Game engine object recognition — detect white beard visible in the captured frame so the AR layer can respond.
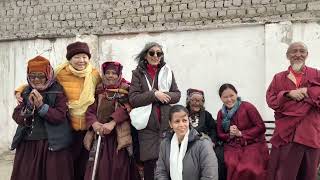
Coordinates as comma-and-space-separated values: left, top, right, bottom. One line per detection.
291, 62, 304, 72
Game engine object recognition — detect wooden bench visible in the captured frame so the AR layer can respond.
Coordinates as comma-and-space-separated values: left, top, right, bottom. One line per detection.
264, 120, 275, 150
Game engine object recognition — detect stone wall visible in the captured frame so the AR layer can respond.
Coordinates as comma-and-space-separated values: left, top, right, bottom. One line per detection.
1, 0, 320, 41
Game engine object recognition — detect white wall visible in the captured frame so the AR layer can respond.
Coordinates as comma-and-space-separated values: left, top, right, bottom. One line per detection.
1, 22, 320, 151
0, 37, 99, 151
98, 25, 266, 119
264, 22, 320, 121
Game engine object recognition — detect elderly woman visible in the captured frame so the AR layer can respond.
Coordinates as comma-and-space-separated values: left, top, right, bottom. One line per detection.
155, 105, 218, 180
186, 88, 226, 180
84, 61, 140, 180
15, 41, 101, 180
10, 56, 73, 180
128, 42, 181, 180
217, 83, 269, 180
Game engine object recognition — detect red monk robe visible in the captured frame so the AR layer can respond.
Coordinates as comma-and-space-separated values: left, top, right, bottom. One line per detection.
266, 66, 320, 180
217, 101, 269, 180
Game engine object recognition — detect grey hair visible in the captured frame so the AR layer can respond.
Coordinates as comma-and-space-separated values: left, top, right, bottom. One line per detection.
134, 42, 164, 63
286, 42, 308, 55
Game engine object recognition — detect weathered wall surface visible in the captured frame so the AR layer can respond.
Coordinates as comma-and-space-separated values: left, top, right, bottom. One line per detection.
1, 22, 320, 151
1, 0, 320, 40
0, 36, 100, 152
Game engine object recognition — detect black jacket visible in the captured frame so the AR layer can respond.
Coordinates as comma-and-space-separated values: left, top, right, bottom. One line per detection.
11, 82, 72, 151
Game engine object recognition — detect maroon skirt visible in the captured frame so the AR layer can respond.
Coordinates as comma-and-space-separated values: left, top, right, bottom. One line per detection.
84, 130, 140, 180
11, 140, 74, 180
224, 142, 269, 180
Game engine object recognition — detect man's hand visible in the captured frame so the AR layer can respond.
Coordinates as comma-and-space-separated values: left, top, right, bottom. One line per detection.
287, 88, 308, 101
299, 87, 308, 98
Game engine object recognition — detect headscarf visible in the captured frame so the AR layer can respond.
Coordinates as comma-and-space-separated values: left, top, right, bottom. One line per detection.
27, 56, 54, 91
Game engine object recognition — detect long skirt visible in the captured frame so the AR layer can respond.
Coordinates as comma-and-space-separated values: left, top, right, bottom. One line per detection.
70, 130, 89, 180
224, 142, 269, 180
84, 130, 140, 180
11, 140, 74, 180
267, 142, 320, 180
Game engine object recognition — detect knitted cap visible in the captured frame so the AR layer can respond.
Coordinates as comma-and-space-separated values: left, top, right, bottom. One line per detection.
101, 61, 123, 75
186, 88, 205, 102
66, 41, 91, 60
27, 56, 51, 74
187, 88, 204, 97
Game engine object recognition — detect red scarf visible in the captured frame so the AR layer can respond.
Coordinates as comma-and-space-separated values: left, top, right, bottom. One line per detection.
147, 64, 161, 122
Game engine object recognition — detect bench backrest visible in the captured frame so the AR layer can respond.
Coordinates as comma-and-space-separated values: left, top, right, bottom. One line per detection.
264, 120, 275, 149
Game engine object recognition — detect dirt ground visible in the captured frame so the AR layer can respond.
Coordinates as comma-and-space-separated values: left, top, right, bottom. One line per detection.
0, 150, 14, 180
0, 149, 319, 180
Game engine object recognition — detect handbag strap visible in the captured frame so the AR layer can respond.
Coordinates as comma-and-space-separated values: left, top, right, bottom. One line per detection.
144, 74, 154, 90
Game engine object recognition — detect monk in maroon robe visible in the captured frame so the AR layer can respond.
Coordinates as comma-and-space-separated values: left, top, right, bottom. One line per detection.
266, 42, 320, 180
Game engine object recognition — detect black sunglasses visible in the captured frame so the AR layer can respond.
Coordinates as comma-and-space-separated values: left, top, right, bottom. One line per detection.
148, 51, 163, 57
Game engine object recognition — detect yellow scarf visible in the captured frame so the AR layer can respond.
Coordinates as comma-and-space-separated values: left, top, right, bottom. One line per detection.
55, 61, 98, 119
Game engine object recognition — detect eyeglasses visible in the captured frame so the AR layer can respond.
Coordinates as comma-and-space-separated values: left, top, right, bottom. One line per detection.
28, 74, 46, 80
148, 51, 163, 57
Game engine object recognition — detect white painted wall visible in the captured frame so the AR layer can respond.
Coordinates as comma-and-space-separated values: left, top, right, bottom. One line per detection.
98, 25, 266, 119
1, 22, 320, 151
0, 37, 99, 151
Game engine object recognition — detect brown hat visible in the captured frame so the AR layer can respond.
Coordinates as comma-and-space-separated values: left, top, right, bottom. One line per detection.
66, 41, 91, 60
27, 56, 51, 74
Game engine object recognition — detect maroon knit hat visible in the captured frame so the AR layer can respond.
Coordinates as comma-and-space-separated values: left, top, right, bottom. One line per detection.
187, 88, 204, 97
186, 88, 205, 102
66, 41, 91, 60
101, 61, 123, 76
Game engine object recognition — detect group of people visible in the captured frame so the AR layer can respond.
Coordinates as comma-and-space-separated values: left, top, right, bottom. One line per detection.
10, 41, 320, 180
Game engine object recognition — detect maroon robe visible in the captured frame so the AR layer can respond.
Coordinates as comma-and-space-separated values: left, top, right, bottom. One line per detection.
217, 101, 269, 180
266, 66, 320, 180
11, 92, 74, 180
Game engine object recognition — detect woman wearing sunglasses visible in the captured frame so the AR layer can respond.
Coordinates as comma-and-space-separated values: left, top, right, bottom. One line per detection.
11, 56, 73, 180
128, 42, 181, 180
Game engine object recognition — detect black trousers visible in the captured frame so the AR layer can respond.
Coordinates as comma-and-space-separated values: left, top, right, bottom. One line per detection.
215, 145, 227, 180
